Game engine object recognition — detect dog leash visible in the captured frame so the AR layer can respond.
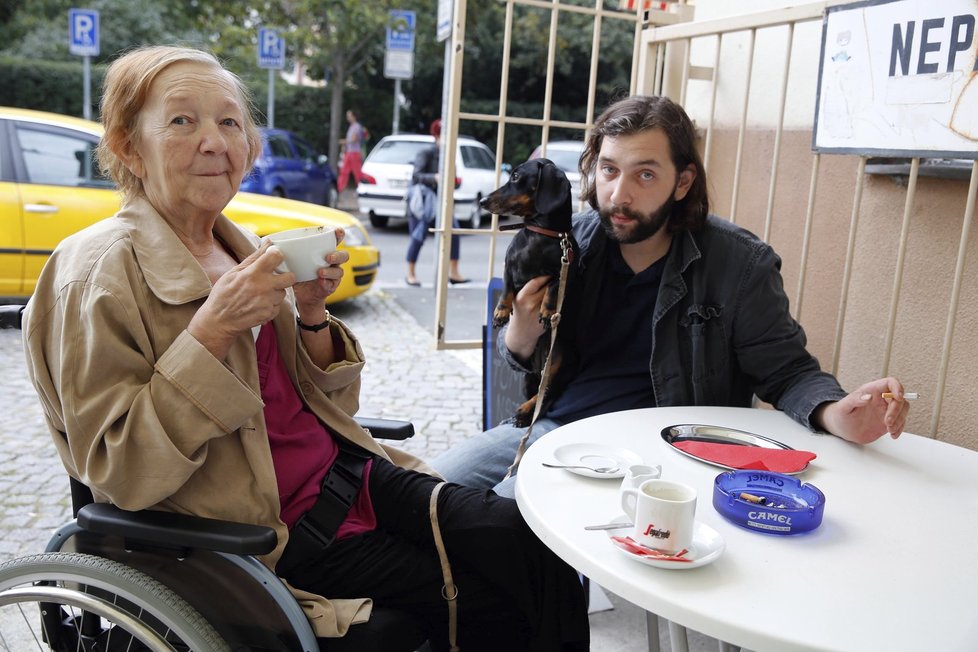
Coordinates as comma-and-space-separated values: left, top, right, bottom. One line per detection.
429, 482, 459, 651
504, 230, 574, 480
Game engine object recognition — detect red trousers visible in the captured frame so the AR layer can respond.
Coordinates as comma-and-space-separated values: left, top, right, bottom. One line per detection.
337, 150, 364, 192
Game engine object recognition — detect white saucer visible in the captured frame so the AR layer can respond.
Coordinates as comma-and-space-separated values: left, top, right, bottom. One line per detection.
607, 517, 725, 569
550, 443, 643, 479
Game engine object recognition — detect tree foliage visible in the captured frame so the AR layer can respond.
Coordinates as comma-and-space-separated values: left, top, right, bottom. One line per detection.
196, 0, 412, 163
0, 0, 204, 62
1, 0, 638, 166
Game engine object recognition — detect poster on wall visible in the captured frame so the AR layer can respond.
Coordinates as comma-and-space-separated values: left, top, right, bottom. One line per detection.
814, 0, 978, 158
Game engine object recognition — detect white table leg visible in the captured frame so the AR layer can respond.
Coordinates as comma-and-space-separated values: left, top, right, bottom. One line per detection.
717, 642, 740, 652
667, 619, 689, 652
644, 611, 661, 652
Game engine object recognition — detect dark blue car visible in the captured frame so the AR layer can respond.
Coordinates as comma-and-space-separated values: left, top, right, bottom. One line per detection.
241, 128, 339, 207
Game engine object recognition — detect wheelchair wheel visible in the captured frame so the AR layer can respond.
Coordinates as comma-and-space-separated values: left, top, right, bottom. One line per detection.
0, 552, 229, 651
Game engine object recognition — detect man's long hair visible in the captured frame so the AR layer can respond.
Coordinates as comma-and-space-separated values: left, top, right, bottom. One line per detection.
579, 95, 709, 233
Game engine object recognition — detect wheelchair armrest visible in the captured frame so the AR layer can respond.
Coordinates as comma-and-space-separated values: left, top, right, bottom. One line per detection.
354, 416, 415, 440
0, 305, 24, 330
77, 503, 278, 556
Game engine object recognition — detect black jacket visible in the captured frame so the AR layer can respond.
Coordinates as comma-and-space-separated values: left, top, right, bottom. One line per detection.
500, 210, 846, 430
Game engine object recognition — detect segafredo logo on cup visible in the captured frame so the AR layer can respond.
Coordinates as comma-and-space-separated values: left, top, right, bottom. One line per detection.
642, 524, 670, 539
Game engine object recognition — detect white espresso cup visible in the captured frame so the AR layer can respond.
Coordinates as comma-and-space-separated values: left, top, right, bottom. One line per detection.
261, 226, 337, 282
620, 478, 697, 554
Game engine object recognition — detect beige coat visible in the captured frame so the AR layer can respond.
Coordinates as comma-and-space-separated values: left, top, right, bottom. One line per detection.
23, 196, 433, 637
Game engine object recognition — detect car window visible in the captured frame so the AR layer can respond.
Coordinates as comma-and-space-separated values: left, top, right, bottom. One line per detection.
460, 145, 495, 171
478, 147, 497, 169
293, 137, 318, 164
16, 125, 110, 187
366, 140, 431, 164
267, 134, 294, 159
545, 148, 582, 174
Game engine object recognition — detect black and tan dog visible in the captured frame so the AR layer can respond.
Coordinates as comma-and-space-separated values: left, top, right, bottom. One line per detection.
483, 157, 579, 426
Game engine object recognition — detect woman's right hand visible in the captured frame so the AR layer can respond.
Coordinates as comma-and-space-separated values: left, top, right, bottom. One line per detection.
189, 242, 296, 359
503, 275, 551, 361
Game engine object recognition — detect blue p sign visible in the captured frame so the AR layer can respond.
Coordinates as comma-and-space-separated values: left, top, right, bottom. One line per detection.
258, 28, 285, 69
68, 8, 99, 57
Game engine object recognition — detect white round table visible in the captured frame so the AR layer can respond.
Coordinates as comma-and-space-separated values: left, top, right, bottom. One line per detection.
515, 406, 978, 652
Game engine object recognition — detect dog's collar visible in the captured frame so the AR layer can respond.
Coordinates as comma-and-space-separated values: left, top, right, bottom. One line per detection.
500, 221, 575, 263
498, 222, 567, 239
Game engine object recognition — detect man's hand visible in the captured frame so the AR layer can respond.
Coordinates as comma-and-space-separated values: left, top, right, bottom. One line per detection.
503, 276, 551, 361
814, 377, 911, 444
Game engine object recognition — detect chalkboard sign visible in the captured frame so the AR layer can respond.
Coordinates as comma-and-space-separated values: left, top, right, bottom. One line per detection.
483, 277, 525, 430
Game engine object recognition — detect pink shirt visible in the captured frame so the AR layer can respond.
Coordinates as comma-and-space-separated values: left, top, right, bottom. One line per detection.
256, 323, 376, 539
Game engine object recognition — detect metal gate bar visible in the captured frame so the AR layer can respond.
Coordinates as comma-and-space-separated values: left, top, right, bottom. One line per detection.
930, 162, 978, 436
434, 0, 644, 349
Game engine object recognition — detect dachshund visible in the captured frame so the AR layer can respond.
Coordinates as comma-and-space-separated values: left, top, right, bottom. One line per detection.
482, 157, 580, 427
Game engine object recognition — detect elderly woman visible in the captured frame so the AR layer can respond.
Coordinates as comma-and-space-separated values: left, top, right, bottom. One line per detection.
23, 45, 587, 651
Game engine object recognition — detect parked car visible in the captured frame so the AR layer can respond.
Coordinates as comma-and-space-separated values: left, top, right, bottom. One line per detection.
240, 127, 339, 207
0, 107, 377, 304
357, 134, 510, 229
529, 140, 585, 206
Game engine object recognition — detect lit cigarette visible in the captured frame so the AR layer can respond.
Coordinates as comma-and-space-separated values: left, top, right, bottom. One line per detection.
882, 392, 919, 400
739, 492, 767, 504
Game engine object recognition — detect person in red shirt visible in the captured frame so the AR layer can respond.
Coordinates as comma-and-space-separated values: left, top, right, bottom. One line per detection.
337, 109, 367, 192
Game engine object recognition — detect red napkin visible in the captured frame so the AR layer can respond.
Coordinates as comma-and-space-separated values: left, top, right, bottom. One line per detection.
673, 441, 816, 473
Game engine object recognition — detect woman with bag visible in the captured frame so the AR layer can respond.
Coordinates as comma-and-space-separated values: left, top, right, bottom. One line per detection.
404, 120, 470, 287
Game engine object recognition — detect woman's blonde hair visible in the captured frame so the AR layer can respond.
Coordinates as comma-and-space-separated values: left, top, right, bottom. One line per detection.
95, 45, 263, 201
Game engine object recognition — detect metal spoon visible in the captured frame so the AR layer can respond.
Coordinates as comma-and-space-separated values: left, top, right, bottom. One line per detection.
542, 462, 620, 474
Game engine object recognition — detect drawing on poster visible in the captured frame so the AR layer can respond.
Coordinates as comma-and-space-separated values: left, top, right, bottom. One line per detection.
814, 0, 978, 157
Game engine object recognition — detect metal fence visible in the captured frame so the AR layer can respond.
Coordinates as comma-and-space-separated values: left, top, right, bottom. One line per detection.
434, 0, 977, 441
431, 0, 649, 349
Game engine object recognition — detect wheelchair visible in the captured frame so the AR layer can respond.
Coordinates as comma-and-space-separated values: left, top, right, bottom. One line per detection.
0, 305, 430, 651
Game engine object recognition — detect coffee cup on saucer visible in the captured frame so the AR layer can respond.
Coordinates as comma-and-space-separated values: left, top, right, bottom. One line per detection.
621, 478, 697, 554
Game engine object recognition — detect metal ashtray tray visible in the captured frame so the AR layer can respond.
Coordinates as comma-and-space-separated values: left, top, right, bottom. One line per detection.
713, 470, 825, 535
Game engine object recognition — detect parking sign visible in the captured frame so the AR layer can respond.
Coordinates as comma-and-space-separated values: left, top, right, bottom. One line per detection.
68, 8, 99, 57
387, 10, 416, 52
258, 28, 285, 69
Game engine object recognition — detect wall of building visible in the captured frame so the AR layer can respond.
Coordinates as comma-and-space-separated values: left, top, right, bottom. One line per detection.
702, 128, 976, 447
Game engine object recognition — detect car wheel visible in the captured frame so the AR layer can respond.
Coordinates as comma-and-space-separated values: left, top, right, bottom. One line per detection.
325, 184, 339, 208
369, 212, 389, 229
273, 188, 286, 198
464, 195, 484, 229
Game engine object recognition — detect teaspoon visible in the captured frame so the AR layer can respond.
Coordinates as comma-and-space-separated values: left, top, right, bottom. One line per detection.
542, 462, 620, 474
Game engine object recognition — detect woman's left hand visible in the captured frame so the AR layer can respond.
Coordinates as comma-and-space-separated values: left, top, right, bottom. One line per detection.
293, 228, 348, 310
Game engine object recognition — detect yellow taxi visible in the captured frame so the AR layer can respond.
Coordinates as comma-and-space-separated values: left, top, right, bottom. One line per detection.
0, 107, 379, 304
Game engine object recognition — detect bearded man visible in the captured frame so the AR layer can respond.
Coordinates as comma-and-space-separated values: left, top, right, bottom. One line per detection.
431, 95, 910, 495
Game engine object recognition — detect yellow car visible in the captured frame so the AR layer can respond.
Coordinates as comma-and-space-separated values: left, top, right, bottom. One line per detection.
0, 107, 379, 304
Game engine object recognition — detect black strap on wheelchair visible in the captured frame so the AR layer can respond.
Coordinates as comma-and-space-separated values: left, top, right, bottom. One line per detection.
277, 441, 372, 574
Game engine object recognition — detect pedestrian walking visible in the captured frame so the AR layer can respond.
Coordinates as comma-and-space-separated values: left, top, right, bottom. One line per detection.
337, 109, 369, 193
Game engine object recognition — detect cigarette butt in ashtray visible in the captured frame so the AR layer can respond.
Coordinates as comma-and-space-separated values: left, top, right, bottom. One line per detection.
882, 392, 918, 400
739, 492, 766, 504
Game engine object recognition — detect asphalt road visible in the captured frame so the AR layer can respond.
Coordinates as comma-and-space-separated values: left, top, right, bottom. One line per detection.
361, 208, 509, 288
343, 189, 509, 343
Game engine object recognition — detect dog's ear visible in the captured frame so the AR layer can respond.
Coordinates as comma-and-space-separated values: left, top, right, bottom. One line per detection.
533, 160, 572, 216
